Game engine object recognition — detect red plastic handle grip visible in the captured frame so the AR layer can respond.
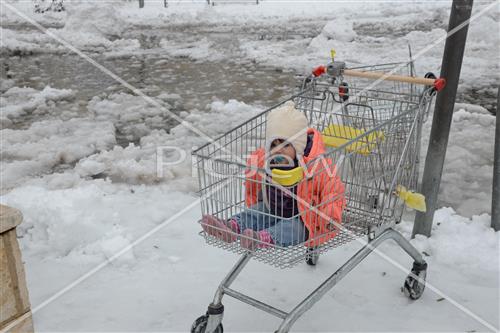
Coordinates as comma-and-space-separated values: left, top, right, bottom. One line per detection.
312, 65, 327, 77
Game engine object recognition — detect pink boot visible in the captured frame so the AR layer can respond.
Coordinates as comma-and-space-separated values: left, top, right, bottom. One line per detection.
201, 215, 239, 243
240, 229, 274, 250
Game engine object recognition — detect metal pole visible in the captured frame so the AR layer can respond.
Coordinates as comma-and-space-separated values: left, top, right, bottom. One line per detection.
139, 0, 144, 8
492, 88, 500, 231
412, 0, 473, 238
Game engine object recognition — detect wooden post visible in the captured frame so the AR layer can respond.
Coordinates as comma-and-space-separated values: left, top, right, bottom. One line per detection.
412, 0, 473, 238
0, 205, 34, 333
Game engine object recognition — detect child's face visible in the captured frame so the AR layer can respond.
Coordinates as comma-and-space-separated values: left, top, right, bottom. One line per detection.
270, 139, 296, 163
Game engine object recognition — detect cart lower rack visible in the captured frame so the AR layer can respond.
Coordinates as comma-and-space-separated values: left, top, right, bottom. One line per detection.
191, 61, 441, 332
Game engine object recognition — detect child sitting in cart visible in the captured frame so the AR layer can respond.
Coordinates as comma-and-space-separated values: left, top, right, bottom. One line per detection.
202, 101, 345, 250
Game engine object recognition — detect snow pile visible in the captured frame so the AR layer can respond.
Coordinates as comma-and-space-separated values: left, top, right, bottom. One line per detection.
76, 98, 261, 185
62, 3, 128, 38
1, 86, 76, 126
241, 3, 498, 95
87, 92, 174, 142
0, 0, 66, 27
461, 11, 500, 89
1, 181, 497, 331
44, 3, 140, 53
159, 37, 226, 62
420, 103, 495, 217
2, 181, 194, 263
99, 234, 136, 265
1, 2, 140, 55
1, 118, 116, 189
3, 1, 497, 95
398, 208, 498, 273
0, 28, 37, 55
0, 26, 141, 56
320, 19, 356, 43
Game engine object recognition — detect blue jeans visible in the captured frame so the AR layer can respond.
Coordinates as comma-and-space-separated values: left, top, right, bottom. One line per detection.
232, 202, 308, 247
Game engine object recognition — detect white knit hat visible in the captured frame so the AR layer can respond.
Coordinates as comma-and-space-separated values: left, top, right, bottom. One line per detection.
266, 101, 308, 157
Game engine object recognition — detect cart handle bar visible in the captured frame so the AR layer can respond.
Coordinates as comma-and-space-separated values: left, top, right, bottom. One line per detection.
312, 65, 446, 91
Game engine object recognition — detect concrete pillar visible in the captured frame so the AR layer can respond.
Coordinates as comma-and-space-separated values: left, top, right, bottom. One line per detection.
0, 205, 34, 333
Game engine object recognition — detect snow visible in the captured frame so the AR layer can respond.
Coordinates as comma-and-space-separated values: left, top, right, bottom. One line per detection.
87, 92, 174, 142
45, 3, 141, 54
321, 19, 357, 43
405, 207, 498, 272
2, 183, 498, 331
2, 1, 497, 92
159, 37, 226, 62
1, 0, 498, 331
1, 3, 140, 55
1, 118, 116, 189
420, 103, 496, 217
1, 85, 75, 124
76, 98, 261, 184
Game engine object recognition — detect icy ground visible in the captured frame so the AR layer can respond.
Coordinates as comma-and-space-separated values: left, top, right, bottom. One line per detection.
1, 0, 499, 332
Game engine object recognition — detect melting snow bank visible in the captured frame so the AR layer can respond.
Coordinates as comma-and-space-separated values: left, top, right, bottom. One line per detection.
1, 180, 194, 264
0, 87, 495, 215
76, 98, 261, 185
0, 25, 141, 57
0, 92, 497, 330
1, 118, 116, 189
3, 177, 496, 273
0, 85, 76, 126
1, 93, 261, 189
1, 3, 140, 56
420, 103, 496, 217
239, 3, 498, 101
2, 1, 498, 106
398, 208, 498, 273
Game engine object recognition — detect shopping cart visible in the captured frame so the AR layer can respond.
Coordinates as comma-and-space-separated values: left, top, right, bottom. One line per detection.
191, 60, 444, 333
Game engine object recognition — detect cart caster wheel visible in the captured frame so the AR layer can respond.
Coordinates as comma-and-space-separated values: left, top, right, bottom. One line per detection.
191, 315, 223, 333
402, 261, 427, 300
306, 247, 319, 266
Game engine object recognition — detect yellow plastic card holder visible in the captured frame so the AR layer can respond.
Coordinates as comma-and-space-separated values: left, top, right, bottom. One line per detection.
322, 124, 385, 155
395, 185, 427, 212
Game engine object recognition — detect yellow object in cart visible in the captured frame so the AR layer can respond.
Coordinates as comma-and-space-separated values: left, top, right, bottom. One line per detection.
271, 167, 304, 187
395, 185, 427, 212
322, 124, 385, 155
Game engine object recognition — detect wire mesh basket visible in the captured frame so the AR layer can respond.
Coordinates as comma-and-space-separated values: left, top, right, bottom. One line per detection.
193, 62, 435, 268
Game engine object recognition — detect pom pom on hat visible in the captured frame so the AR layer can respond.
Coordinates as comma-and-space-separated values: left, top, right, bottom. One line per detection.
266, 101, 308, 156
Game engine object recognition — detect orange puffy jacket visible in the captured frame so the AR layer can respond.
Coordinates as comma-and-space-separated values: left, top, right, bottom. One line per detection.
245, 128, 346, 246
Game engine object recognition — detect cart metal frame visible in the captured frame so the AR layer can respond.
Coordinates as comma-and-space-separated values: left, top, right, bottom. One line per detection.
191, 61, 435, 333
201, 227, 426, 333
